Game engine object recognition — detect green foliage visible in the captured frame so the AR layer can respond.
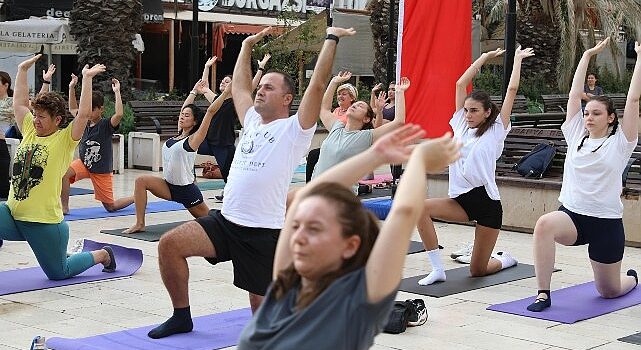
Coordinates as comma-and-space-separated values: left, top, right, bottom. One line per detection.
472, 67, 502, 95
103, 96, 134, 135
519, 73, 559, 102
596, 67, 633, 94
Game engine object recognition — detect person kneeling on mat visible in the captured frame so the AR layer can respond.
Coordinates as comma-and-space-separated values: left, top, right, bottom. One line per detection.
0, 55, 115, 279
527, 38, 639, 312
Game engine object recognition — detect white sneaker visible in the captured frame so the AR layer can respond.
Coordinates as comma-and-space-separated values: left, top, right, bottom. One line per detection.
30, 336, 47, 350
454, 254, 472, 264
493, 251, 518, 269
450, 242, 473, 260
67, 239, 84, 255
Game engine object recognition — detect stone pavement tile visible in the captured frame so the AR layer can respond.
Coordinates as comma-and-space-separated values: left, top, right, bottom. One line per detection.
591, 341, 641, 350
35, 316, 124, 338
0, 326, 64, 349
0, 303, 74, 327
63, 303, 158, 325
549, 321, 637, 341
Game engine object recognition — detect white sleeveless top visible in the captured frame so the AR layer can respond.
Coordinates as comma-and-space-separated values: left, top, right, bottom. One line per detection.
162, 137, 196, 186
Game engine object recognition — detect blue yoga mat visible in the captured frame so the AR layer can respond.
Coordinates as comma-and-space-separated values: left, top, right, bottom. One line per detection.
70, 187, 94, 196
295, 164, 306, 173
363, 198, 392, 220
65, 201, 184, 221
47, 308, 252, 350
0, 240, 142, 296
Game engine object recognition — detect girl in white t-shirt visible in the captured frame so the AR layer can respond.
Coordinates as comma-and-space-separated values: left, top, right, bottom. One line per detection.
527, 38, 640, 312
416, 46, 535, 286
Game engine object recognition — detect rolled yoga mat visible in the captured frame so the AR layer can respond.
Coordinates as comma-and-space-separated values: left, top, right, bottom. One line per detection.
70, 187, 94, 196
47, 308, 252, 350
64, 201, 184, 221
0, 240, 142, 296
362, 198, 392, 219
196, 180, 226, 191
487, 281, 641, 324
101, 221, 188, 242
399, 264, 539, 298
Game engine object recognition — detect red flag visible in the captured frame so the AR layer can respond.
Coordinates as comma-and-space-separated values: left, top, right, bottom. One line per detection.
397, 0, 471, 137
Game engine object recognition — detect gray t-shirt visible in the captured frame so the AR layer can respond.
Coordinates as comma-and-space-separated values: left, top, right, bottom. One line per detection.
237, 268, 395, 350
312, 121, 373, 179
79, 117, 117, 173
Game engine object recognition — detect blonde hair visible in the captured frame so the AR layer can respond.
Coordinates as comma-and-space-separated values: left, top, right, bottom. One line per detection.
337, 83, 358, 100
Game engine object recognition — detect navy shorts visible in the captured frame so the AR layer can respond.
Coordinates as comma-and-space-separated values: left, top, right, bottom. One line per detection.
559, 206, 625, 264
453, 186, 503, 229
166, 181, 203, 208
196, 210, 279, 296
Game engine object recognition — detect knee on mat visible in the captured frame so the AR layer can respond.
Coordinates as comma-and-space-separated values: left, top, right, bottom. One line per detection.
596, 286, 621, 299
43, 268, 68, 281
469, 266, 488, 278
103, 203, 117, 212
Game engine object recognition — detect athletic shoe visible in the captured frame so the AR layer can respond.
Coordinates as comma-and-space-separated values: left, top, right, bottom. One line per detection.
30, 336, 47, 350
68, 239, 84, 255
454, 254, 472, 264
214, 190, 224, 202
450, 242, 473, 260
406, 299, 428, 327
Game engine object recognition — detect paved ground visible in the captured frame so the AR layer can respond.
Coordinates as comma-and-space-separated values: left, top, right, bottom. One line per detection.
1, 167, 640, 349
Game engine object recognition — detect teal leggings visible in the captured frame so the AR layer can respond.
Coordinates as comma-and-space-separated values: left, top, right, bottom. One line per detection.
0, 204, 95, 280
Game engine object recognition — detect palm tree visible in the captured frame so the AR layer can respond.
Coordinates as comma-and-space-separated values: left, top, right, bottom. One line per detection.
368, 0, 399, 85
69, 0, 143, 99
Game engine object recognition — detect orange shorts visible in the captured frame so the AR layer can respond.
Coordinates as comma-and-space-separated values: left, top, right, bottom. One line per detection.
69, 159, 114, 204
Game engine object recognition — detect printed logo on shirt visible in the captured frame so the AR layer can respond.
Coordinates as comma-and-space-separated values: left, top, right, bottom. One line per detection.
83, 140, 102, 169
11, 143, 48, 201
234, 128, 277, 172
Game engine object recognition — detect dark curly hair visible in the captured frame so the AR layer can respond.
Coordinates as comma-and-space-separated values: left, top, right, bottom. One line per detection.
32, 92, 68, 127
181, 104, 204, 136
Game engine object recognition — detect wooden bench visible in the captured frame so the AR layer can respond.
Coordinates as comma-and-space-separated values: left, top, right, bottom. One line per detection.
541, 94, 569, 113
510, 113, 565, 129
491, 95, 529, 114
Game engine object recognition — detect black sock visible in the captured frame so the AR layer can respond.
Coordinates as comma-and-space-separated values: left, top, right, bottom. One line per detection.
147, 307, 193, 339
627, 269, 638, 285
526, 290, 551, 312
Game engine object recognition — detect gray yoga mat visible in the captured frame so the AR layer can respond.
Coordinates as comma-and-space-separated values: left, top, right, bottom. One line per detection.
407, 241, 426, 254
400, 264, 540, 297
101, 221, 188, 242
619, 332, 641, 345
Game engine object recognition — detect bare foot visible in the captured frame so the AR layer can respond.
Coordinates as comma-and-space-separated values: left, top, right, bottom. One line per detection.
122, 224, 145, 234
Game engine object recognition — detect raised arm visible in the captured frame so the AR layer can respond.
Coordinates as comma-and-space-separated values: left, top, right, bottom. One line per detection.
200, 56, 218, 102
568, 38, 610, 120
188, 82, 232, 151
369, 83, 382, 112
13, 54, 42, 131
372, 77, 409, 141
68, 73, 79, 117
456, 48, 504, 110
372, 91, 386, 128
251, 53, 271, 90
73, 64, 106, 140
38, 64, 56, 95
366, 131, 461, 302
232, 28, 271, 126
500, 46, 535, 128
110, 78, 124, 128
622, 41, 641, 142
320, 71, 351, 128
182, 80, 204, 110
297, 27, 356, 130
273, 124, 426, 278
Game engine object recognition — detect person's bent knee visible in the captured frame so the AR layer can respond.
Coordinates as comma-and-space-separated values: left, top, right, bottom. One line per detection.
533, 214, 556, 239
42, 268, 67, 281
596, 286, 621, 299
134, 176, 147, 187
469, 265, 488, 277
103, 202, 117, 212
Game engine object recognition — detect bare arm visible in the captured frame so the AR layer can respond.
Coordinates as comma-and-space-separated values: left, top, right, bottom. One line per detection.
273, 125, 426, 278
372, 77, 409, 141
110, 78, 124, 128
622, 41, 641, 142
320, 71, 351, 128
188, 83, 232, 151
372, 91, 385, 128
369, 83, 382, 113
73, 64, 106, 141
251, 54, 271, 90
68, 73, 79, 117
38, 64, 56, 95
365, 131, 461, 302
232, 28, 271, 127
568, 38, 610, 120
181, 80, 203, 110
297, 27, 356, 130
500, 46, 535, 129
456, 48, 504, 110
13, 54, 42, 131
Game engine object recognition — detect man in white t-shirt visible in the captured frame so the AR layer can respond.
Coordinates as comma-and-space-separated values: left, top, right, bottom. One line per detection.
147, 26, 357, 339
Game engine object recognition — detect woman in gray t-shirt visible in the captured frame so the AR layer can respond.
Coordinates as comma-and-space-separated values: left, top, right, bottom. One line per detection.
238, 125, 461, 350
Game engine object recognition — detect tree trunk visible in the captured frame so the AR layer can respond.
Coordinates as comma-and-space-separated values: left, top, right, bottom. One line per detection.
369, 0, 399, 85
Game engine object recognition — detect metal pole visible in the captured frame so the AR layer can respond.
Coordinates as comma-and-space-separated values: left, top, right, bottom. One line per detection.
386, 0, 395, 84
190, 0, 199, 89
326, 0, 333, 26
502, 0, 516, 99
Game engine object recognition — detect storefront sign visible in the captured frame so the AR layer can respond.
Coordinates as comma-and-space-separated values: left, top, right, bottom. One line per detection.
198, 0, 308, 13
0, 40, 77, 55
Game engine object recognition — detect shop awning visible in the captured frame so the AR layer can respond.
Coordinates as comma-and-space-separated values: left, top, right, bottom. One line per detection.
212, 24, 285, 62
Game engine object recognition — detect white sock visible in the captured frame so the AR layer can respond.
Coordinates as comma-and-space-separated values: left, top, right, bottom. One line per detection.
494, 251, 518, 269
418, 248, 446, 285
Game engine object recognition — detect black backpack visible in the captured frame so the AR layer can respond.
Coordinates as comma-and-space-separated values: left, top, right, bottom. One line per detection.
513, 142, 557, 179
383, 301, 413, 334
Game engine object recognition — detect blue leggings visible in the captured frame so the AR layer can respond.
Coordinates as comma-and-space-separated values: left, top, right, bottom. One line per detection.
0, 204, 95, 280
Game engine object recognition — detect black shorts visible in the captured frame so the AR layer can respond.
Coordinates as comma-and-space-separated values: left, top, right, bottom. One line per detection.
196, 210, 279, 296
453, 186, 503, 229
559, 206, 625, 264
166, 181, 203, 208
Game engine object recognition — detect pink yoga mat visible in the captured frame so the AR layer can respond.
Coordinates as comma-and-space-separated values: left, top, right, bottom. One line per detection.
358, 174, 393, 185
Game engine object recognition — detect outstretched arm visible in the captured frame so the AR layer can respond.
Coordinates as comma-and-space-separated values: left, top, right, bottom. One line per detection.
200, 56, 218, 101
366, 131, 461, 302
232, 28, 271, 126
500, 46, 535, 128
372, 77, 410, 141
110, 79, 124, 128
68, 73, 79, 117
372, 91, 386, 128
622, 41, 641, 142
568, 38, 610, 120
13, 54, 42, 131
38, 64, 56, 94
369, 83, 382, 113
273, 125, 426, 278
251, 53, 271, 90
182, 80, 205, 110
297, 27, 356, 130
320, 71, 351, 128
73, 64, 106, 141
456, 48, 504, 110
188, 82, 232, 151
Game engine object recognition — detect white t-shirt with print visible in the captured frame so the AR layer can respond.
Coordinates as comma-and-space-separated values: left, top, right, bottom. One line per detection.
448, 108, 510, 200
559, 111, 637, 218
222, 107, 316, 229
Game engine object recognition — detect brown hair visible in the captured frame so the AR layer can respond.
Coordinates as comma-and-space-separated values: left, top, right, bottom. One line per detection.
32, 92, 68, 126
182, 104, 204, 136
0, 71, 13, 97
466, 90, 500, 137
92, 91, 104, 110
361, 103, 375, 130
578, 95, 618, 152
272, 182, 380, 309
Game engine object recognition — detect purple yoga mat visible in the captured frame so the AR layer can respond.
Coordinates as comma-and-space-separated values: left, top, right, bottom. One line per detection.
47, 308, 252, 350
0, 240, 142, 296
64, 201, 184, 221
488, 281, 641, 323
